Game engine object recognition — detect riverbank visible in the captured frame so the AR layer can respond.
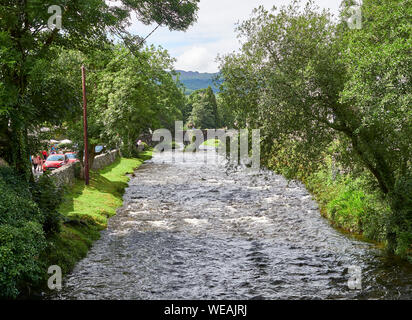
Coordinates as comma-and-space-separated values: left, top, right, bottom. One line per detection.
304, 168, 389, 245
41, 151, 152, 294
267, 154, 412, 261
306, 171, 411, 262
264, 145, 412, 262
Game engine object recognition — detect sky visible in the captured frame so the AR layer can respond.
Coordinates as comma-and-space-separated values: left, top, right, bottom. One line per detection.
128, 1, 342, 73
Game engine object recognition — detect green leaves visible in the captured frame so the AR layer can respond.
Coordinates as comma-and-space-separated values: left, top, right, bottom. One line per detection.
187, 87, 219, 129
0, 166, 50, 298
125, 0, 200, 30
220, 1, 339, 170
0, 221, 46, 298
339, 0, 411, 196
0, 0, 200, 177
62, 45, 185, 158
219, 0, 411, 254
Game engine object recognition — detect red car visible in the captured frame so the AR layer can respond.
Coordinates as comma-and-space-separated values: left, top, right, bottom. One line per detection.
43, 154, 69, 172
65, 152, 79, 164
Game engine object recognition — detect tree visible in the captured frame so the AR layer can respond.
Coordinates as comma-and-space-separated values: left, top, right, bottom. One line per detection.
206, 86, 219, 128
60, 44, 185, 161
339, 0, 412, 253
182, 88, 203, 125
216, 94, 234, 129
0, 0, 200, 180
186, 86, 219, 129
218, 0, 411, 254
94, 45, 184, 156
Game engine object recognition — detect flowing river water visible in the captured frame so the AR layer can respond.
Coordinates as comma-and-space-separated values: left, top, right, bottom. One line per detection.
53, 149, 412, 300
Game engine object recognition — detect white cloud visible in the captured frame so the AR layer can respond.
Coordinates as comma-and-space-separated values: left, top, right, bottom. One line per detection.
174, 47, 216, 72
128, 0, 342, 72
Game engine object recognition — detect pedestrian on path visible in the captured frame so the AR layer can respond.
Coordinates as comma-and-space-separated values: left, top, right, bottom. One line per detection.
42, 150, 48, 161
32, 155, 38, 173
34, 155, 42, 173
32, 155, 36, 172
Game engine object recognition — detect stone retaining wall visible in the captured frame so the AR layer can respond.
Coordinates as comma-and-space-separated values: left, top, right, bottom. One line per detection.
50, 150, 119, 188
92, 149, 120, 171
50, 162, 81, 188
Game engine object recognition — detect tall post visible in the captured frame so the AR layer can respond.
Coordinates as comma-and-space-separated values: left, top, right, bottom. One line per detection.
82, 65, 90, 185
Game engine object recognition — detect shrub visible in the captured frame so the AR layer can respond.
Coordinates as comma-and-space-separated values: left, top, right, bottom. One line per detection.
31, 174, 63, 236
0, 222, 46, 298
326, 186, 366, 233
388, 176, 412, 259
286, 156, 389, 243
0, 167, 47, 298
0, 167, 43, 226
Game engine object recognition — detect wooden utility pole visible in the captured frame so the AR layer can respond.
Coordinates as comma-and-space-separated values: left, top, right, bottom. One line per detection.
81, 65, 90, 185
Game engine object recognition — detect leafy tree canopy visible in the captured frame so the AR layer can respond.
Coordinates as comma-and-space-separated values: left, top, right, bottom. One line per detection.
0, 0, 200, 179
186, 86, 219, 129
218, 0, 411, 253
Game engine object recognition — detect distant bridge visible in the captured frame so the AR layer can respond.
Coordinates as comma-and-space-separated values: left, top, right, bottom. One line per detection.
139, 129, 233, 148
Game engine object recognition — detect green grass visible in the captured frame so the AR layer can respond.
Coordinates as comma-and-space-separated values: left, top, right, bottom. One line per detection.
305, 166, 389, 245
201, 139, 221, 147
42, 151, 152, 281
183, 138, 221, 152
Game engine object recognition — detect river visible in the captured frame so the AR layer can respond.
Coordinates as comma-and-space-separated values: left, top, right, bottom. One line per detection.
52, 149, 412, 300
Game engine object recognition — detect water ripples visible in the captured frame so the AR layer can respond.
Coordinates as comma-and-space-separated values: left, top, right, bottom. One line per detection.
52, 150, 412, 300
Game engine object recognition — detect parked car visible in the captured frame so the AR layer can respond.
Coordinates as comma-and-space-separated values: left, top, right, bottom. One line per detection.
95, 145, 104, 153
65, 152, 80, 164
42, 154, 69, 172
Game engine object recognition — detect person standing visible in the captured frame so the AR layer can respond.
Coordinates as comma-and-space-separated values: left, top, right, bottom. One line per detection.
32, 155, 38, 173
35, 155, 42, 173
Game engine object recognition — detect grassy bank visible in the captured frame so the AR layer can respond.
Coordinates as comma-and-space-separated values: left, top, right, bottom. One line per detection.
305, 166, 390, 246
265, 148, 411, 259
303, 167, 412, 261
201, 139, 221, 147
42, 151, 152, 284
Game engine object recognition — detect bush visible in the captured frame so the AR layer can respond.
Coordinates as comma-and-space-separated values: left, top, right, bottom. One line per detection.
281, 154, 390, 244
0, 167, 47, 298
388, 176, 412, 259
31, 174, 63, 236
327, 186, 366, 233
0, 167, 43, 226
0, 222, 46, 298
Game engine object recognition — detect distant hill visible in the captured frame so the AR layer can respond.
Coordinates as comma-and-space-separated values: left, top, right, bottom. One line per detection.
174, 70, 221, 95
